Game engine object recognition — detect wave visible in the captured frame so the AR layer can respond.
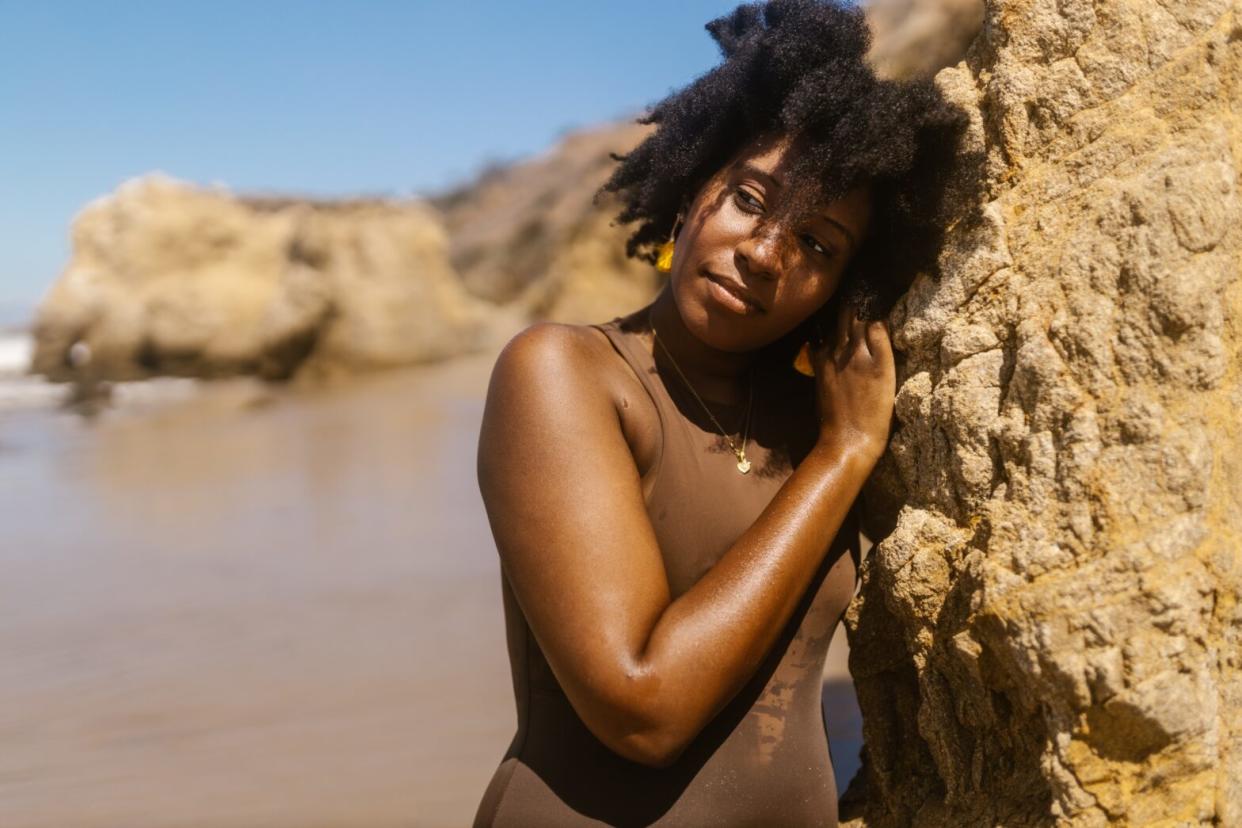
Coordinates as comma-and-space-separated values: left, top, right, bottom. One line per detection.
0, 332, 66, 410
0, 332, 211, 414
0, 332, 32, 377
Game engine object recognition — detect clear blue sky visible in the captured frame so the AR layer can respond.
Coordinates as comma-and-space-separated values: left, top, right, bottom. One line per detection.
0, 0, 755, 327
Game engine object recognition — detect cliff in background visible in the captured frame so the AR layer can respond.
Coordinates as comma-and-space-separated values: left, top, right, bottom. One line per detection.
29, 176, 490, 383
430, 121, 660, 323
28, 0, 982, 385
843, 1, 1241, 824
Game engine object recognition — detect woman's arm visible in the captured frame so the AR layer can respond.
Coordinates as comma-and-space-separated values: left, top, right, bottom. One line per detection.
477, 310, 892, 769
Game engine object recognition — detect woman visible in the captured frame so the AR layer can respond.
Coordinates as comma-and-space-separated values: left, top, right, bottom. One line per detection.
473, 1, 967, 825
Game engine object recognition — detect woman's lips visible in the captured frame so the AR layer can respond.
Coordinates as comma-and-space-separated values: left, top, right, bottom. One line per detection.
704, 271, 765, 314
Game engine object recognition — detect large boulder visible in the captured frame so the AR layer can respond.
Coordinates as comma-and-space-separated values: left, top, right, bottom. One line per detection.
30, 175, 489, 383
844, 1, 1242, 825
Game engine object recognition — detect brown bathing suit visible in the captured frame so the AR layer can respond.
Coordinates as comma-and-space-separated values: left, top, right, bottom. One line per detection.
474, 310, 861, 827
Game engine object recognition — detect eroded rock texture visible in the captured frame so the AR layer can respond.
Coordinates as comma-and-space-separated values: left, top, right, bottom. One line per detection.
844, 2, 1242, 825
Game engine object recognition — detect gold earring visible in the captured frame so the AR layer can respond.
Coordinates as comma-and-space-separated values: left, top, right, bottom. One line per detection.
656, 211, 684, 273
792, 342, 814, 376
792, 318, 826, 377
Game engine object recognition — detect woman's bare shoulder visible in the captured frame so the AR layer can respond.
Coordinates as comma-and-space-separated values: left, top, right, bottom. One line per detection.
483, 319, 659, 475
488, 320, 639, 401
496, 320, 612, 363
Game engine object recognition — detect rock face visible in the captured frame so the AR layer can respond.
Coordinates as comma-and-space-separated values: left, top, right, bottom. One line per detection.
866, 0, 984, 79
844, 1, 1242, 825
30, 175, 489, 382
431, 122, 662, 325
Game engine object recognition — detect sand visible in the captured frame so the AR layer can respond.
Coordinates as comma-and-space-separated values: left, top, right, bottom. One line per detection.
0, 351, 860, 827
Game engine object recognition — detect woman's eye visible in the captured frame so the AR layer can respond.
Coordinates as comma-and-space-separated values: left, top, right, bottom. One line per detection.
733, 187, 763, 212
801, 234, 832, 258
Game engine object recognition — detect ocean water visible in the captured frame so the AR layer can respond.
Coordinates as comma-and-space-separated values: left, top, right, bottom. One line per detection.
0, 331, 205, 414
0, 330, 30, 370
0, 331, 63, 410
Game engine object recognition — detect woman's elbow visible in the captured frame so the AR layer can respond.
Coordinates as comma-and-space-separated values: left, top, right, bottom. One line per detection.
583, 672, 697, 769
606, 726, 690, 769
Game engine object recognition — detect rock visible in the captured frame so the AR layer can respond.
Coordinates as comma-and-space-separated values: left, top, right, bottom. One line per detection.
866, 0, 985, 79
30, 175, 490, 383
843, 1, 1242, 825
431, 122, 662, 324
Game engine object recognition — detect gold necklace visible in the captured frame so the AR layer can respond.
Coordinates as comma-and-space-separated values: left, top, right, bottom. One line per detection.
650, 316, 755, 475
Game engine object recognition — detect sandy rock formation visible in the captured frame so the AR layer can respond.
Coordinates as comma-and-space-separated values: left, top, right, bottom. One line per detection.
844, 1, 1242, 825
432, 122, 661, 324
30, 175, 489, 383
866, 0, 984, 79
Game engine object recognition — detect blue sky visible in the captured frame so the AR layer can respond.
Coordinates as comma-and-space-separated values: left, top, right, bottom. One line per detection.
0, 0, 752, 327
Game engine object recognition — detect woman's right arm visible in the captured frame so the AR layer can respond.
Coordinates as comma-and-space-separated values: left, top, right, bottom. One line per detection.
476, 309, 893, 769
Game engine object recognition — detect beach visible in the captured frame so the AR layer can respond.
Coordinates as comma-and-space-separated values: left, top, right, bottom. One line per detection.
0, 341, 861, 827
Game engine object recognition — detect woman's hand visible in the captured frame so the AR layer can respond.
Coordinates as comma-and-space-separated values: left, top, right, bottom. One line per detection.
810, 301, 896, 462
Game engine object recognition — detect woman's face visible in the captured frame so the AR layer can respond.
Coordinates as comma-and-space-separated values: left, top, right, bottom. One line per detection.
668, 133, 873, 353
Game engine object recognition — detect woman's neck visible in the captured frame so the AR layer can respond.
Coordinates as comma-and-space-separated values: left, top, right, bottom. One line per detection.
647, 286, 756, 406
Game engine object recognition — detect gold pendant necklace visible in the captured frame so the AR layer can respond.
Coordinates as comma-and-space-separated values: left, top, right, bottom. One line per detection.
650, 313, 755, 475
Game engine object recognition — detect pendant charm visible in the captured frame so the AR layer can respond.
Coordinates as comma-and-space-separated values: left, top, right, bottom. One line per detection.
736, 455, 751, 474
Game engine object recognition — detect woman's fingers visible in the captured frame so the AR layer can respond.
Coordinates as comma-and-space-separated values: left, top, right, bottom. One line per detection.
831, 301, 852, 361
851, 312, 868, 357
835, 304, 869, 370
864, 319, 894, 378
825, 304, 894, 373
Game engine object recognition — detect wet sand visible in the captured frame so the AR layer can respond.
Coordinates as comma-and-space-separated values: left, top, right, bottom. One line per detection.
0, 351, 861, 827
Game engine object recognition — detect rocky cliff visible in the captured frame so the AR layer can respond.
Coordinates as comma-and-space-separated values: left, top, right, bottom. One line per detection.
30, 175, 490, 383
431, 122, 661, 323
844, 1, 1242, 824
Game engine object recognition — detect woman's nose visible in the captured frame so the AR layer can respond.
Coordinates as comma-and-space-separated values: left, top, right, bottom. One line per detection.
734, 223, 787, 282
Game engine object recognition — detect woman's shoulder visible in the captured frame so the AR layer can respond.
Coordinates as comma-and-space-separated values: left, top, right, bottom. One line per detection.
486, 317, 645, 411
480, 317, 660, 479
492, 319, 623, 379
